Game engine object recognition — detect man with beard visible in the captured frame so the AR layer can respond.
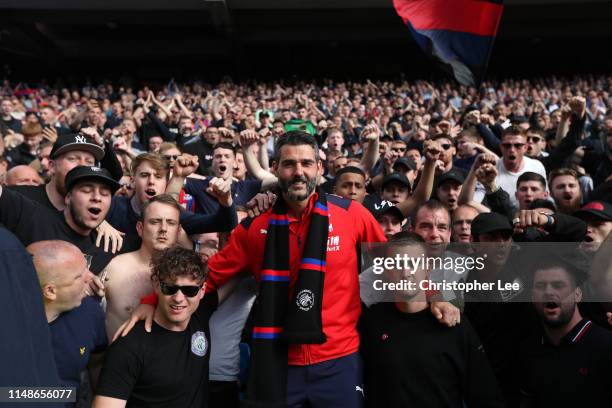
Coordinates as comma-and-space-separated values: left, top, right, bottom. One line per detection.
0, 166, 120, 274
182, 142, 263, 214
103, 194, 184, 338
495, 125, 547, 212
359, 232, 504, 408
548, 168, 582, 215
519, 256, 612, 407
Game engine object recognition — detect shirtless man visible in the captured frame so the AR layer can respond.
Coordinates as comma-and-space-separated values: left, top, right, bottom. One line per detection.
103, 178, 233, 338
103, 194, 181, 338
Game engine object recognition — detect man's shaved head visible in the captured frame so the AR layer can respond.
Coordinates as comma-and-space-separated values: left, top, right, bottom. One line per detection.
28, 240, 86, 287
5, 165, 41, 186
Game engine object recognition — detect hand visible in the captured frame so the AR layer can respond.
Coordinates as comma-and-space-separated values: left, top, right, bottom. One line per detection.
42, 126, 58, 144
112, 304, 155, 342
172, 154, 199, 178
560, 104, 572, 121
85, 274, 105, 298
513, 209, 551, 230
246, 191, 277, 217
475, 163, 498, 191
423, 139, 442, 163
95, 221, 125, 254
113, 136, 129, 153
258, 127, 271, 141
568, 96, 586, 118
430, 301, 461, 327
218, 127, 235, 142
480, 113, 493, 125
473, 153, 497, 169
80, 126, 104, 146
240, 129, 260, 147
465, 110, 481, 125
360, 124, 381, 142
206, 177, 233, 207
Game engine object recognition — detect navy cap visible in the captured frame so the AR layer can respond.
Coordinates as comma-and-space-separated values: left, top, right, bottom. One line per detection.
65, 166, 120, 194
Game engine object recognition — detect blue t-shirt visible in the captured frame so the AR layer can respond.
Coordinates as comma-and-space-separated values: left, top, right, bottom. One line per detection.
185, 178, 262, 214
49, 297, 108, 389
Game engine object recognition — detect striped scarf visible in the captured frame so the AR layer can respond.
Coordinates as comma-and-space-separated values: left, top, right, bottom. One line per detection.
245, 193, 329, 407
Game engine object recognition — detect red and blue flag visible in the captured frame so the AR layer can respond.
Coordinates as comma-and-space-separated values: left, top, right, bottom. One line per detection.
393, 0, 504, 86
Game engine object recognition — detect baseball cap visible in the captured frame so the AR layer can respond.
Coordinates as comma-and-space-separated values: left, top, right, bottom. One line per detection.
382, 172, 411, 190
573, 201, 612, 222
471, 212, 512, 238
436, 169, 465, 188
372, 200, 405, 223
50, 133, 105, 161
393, 157, 417, 172
65, 166, 120, 194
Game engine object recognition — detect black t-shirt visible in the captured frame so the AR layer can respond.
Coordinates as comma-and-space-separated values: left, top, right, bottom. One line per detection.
519, 319, 612, 408
8, 184, 57, 211
96, 292, 218, 407
0, 187, 113, 274
359, 303, 504, 408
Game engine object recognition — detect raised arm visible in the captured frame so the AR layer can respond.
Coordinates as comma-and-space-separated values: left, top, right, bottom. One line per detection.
359, 124, 381, 175
240, 129, 278, 190
396, 139, 440, 218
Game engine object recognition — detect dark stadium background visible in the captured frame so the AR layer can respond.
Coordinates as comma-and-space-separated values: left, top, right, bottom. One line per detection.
1, 0, 612, 84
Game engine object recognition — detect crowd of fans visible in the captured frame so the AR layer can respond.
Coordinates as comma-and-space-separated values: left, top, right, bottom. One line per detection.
1, 74, 612, 408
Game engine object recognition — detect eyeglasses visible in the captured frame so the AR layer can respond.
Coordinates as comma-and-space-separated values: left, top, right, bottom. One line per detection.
440, 143, 452, 150
160, 282, 202, 297
163, 155, 179, 161
527, 136, 542, 143
501, 143, 525, 149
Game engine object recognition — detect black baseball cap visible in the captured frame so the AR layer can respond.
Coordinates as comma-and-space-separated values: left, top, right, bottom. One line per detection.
373, 200, 405, 223
573, 201, 612, 222
50, 133, 105, 161
393, 157, 417, 172
65, 166, 120, 194
471, 212, 512, 238
436, 169, 465, 188
382, 172, 411, 190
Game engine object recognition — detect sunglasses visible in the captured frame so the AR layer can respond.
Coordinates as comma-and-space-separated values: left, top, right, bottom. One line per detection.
163, 155, 179, 161
440, 143, 452, 150
160, 282, 202, 297
501, 143, 525, 149
527, 136, 542, 143
391, 147, 406, 153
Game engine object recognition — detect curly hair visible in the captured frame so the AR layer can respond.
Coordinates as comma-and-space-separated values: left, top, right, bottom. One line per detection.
150, 246, 207, 284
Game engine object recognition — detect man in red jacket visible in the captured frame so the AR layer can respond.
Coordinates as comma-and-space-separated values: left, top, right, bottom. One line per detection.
206, 131, 459, 407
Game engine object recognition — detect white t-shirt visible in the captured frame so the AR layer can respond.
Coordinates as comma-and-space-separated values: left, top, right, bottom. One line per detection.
496, 156, 547, 212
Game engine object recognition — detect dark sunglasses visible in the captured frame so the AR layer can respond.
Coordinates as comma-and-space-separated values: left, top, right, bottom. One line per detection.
440, 143, 452, 150
160, 282, 202, 297
163, 155, 179, 161
501, 143, 525, 149
527, 136, 542, 143
391, 147, 406, 153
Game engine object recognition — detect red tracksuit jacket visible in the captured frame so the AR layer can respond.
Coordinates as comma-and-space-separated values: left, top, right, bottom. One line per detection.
207, 193, 386, 365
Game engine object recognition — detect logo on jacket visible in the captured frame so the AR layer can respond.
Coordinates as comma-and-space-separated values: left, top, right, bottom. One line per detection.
79, 347, 86, 356
296, 289, 315, 311
191, 331, 208, 357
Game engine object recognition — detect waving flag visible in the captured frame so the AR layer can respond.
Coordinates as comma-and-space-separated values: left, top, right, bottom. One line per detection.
393, 0, 504, 86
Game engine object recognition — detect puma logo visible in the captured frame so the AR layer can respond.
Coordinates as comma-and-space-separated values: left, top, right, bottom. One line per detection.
355, 385, 364, 397
79, 347, 86, 356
